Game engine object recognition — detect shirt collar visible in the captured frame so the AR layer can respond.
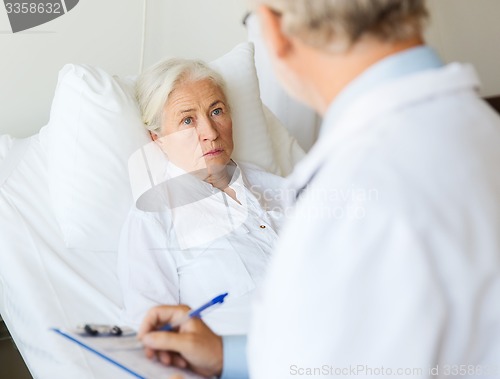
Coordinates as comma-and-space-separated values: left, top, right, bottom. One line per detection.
136, 160, 245, 212
321, 46, 443, 137
164, 159, 242, 189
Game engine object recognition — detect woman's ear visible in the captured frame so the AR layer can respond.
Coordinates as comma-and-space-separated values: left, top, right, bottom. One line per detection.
257, 5, 291, 59
150, 131, 158, 141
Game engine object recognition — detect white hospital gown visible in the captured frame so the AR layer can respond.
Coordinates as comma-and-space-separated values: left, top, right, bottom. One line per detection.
118, 162, 286, 335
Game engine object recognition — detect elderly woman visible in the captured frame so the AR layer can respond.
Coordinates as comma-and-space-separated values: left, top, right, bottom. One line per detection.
117, 58, 285, 335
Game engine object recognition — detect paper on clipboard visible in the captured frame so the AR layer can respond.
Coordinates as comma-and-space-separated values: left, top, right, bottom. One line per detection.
52, 328, 202, 379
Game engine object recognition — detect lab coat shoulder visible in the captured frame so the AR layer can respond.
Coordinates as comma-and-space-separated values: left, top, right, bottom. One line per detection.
290, 63, 500, 231
249, 63, 500, 377
301, 65, 500, 274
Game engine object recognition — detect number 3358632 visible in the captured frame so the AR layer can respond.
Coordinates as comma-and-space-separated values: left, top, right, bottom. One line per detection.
5, 3, 62, 14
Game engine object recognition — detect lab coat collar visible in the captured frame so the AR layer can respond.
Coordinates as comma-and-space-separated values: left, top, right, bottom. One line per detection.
320, 46, 443, 137
288, 63, 481, 195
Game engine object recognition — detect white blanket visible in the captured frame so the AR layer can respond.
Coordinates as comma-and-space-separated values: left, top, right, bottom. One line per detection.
0, 135, 141, 378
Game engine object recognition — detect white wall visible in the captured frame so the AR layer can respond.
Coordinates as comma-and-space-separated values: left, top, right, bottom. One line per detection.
0, 0, 248, 138
143, 0, 248, 66
0, 0, 144, 137
425, 0, 500, 97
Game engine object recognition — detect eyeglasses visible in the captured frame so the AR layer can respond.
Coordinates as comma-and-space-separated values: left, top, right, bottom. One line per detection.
242, 11, 252, 26
242, 8, 282, 27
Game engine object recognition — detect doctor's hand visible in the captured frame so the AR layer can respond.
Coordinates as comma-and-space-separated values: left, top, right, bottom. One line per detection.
138, 305, 223, 378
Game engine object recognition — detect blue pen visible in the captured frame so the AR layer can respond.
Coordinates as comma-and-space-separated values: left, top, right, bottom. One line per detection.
160, 292, 228, 332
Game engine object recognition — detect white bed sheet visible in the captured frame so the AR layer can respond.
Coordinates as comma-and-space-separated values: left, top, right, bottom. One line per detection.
0, 134, 149, 378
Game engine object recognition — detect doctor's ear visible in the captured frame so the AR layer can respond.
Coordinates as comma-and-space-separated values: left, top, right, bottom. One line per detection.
257, 5, 291, 59
150, 131, 159, 141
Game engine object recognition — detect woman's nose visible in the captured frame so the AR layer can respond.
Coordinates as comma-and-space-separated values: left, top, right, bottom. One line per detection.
198, 117, 219, 141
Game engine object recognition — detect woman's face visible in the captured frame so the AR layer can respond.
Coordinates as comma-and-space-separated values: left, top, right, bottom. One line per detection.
153, 79, 234, 176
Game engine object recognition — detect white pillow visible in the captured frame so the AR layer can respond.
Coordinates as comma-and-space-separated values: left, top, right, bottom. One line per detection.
210, 43, 276, 173
44, 42, 286, 251
45, 64, 150, 251
263, 105, 305, 177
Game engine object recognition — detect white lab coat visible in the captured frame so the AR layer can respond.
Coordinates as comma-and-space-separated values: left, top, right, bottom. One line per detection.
249, 63, 500, 378
118, 162, 286, 335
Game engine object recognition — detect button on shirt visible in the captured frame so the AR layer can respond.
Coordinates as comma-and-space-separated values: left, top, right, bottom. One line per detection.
118, 162, 286, 335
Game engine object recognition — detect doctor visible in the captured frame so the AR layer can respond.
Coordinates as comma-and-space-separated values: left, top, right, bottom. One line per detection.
138, 0, 500, 378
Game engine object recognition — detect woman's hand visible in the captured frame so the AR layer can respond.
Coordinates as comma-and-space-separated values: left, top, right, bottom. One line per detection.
138, 305, 223, 378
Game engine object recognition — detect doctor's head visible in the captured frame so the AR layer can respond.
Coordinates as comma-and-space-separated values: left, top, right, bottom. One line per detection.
136, 59, 233, 179
252, 0, 429, 114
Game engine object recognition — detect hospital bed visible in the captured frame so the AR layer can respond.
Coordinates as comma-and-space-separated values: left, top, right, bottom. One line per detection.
0, 41, 307, 378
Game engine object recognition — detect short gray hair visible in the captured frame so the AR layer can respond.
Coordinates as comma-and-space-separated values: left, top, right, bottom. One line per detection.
136, 59, 228, 134
254, 0, 428, 51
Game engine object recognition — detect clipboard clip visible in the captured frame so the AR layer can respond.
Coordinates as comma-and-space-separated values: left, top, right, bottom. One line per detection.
75, 324, 135, 337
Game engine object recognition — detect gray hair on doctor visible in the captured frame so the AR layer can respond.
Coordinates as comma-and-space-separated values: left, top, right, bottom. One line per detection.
252, 0, 429, 52
135, 59, 229, 135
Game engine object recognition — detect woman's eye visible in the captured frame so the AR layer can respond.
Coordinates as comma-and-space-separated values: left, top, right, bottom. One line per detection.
211, 108, 222, 116
183, 117, 193, 125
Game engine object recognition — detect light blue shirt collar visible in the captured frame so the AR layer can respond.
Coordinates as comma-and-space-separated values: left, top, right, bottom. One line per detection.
321, 46, 443, 136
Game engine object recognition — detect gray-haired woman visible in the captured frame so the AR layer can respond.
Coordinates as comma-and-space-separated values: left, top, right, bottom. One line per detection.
117, 58, 286, 336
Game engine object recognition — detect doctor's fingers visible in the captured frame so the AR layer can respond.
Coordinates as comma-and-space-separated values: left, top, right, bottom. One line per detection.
158, 350, 189, 369
138, 304, 192, 338
142, 330, 198, 355
145, 348, 189, 372
142, 327, 223, 377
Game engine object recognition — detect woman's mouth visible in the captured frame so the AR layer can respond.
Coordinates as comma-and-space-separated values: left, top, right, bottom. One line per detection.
203, 149, 223, 157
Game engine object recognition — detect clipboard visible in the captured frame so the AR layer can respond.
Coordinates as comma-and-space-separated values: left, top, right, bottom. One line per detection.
52, 328, 202, 379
